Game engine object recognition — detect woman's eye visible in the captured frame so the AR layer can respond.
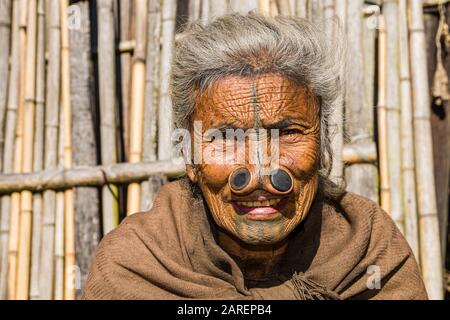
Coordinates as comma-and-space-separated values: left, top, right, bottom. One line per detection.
205, 131, 226, 142
280, 129, 302, 136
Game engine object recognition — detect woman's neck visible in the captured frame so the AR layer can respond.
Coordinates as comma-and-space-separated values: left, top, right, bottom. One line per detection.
217, 230, 289, 281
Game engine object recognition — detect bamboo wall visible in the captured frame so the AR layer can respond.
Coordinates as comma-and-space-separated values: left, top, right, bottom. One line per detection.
0, 0, 448, 300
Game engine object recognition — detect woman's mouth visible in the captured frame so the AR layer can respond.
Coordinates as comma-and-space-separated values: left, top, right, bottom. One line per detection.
231, 197, 289, 220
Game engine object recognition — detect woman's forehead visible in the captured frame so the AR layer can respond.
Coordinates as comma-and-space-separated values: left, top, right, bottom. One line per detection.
194, 74, 319, 129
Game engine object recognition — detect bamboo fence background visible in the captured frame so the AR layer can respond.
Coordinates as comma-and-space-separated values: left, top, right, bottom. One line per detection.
0, 0, 449, 300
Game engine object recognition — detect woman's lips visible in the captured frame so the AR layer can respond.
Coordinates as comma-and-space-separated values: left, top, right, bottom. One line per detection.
231, 197, 289, 219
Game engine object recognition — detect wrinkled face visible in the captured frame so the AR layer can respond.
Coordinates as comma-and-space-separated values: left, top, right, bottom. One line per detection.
187, 74, 320, 245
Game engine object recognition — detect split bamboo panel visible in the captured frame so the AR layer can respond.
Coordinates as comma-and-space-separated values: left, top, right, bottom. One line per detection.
408, 0, 443, 300
344, 0, 378, 202
384, 0, 404, 233
141, 0, 162, 211
331, 0, 347, 184
97, 0, 119, 232
69, 0, 100, 297
398, 0, 419, 258
324, 0, 344, 183
119, 0, 132, 158
60, 0, 75, 301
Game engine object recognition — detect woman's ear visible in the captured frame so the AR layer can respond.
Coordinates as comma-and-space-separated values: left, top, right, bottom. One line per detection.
186, 165, 198, 183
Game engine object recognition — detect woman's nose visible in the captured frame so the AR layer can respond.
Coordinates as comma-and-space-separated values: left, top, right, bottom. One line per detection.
228, 166, 294, 195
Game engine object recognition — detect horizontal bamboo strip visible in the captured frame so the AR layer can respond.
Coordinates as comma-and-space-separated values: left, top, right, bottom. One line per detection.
0, 142, 376, 194
342, 142, 377, 165
118, 40, 135, 53
423, 0, 450, 6
0, 160, 186, 193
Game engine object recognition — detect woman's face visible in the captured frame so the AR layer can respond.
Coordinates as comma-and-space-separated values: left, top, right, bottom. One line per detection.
188, 74, 321, 245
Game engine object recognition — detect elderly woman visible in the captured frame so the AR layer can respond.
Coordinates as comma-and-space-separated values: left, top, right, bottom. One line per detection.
82, 14, 427, 300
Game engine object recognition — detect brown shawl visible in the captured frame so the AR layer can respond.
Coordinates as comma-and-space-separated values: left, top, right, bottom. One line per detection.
82, 178, 428, 300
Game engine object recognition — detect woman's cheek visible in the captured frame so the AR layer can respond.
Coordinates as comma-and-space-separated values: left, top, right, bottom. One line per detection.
279, 139, 320, 177
198, 163, 231, 191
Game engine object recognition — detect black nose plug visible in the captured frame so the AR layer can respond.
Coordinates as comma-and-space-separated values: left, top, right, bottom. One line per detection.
229, 167, 293, 194
230, 167, 251, 191
270, 169, 293, 193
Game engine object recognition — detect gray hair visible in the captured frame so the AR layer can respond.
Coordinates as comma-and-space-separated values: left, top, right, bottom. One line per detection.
170, 13, 346, 195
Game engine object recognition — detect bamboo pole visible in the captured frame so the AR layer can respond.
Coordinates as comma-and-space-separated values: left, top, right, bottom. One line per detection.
40, 0, 60, 300
259, 0, 271, 15
141, 0, 162, 211
201, 0, 210, 24
0, 0, 12, 173
0, 0, 19, 300
323, 0, 333, 22
295, 0, 307, 18
53, 97, 64, 300
408, 0, 443, 300
97, 0, 119, 232
16, 0, 37, 300
398, 0, 419, 258
210, 0, 228, 17
229, 0, 259, 14
276, 0, 291, 15
383, 0, 404, 233
188, 0, 201, 22
8, 0, 28, 300
158, 0, 177, 161
289, 0, 296, 15
311, 0, 323, 22
60, 0, 75, 300
377, 15, 391, 215
269, 0, 279, 16
335, 0, 347, 31
127, 0, 147, 216
119, 0, 132, 159
54, 193, 64, 299
29, 0, 45, 300
16, 0, 37, 299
